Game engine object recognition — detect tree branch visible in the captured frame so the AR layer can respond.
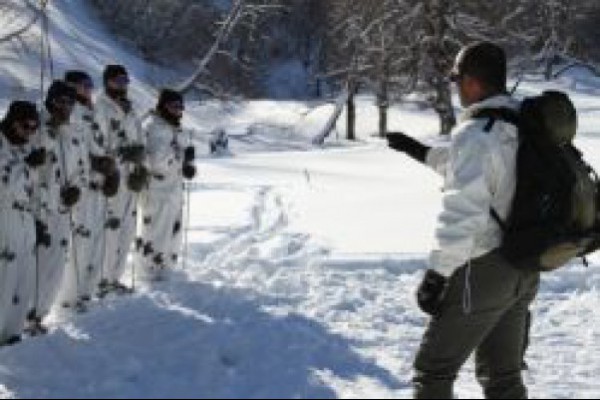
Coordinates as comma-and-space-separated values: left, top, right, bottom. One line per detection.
0, 0, 40, 44
176, 0, 246, 94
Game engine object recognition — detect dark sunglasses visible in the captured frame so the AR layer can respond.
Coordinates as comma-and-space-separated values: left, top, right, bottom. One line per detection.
449, 72, 463, 83
82, 79, 95, 90
20, 120, 39, 131
53, 96, 76, 107
112, 75, 130, 86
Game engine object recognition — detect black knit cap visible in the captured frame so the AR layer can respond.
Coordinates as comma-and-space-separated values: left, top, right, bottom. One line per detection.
3, 101, 39, 126
158, 88, 183, 109
103, 64, 128, 84
65, 70, 92, 85
451, 42, 507, 92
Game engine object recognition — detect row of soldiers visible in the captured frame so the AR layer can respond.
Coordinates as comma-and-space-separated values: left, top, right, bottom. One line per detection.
0, 65, 197, 346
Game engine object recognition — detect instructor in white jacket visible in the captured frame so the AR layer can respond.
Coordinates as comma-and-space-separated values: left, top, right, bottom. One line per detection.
387, 42, 540, 399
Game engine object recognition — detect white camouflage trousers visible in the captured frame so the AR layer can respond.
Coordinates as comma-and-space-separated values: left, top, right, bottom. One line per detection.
0, 208, 36, 342
35, 212, 70, 318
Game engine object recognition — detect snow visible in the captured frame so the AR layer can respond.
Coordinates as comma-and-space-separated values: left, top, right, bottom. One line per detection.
1, 2, 600, 399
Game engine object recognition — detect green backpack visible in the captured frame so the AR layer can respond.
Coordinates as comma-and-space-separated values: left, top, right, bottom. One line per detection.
474, 91, 600, 272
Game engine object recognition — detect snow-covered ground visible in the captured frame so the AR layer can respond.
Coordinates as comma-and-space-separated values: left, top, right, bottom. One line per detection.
1, 1, 600, 399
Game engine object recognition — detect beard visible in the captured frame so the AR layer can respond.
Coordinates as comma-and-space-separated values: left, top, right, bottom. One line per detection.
106, 87, 128, 101
51, 108, 72, 125
76, 93, 92, 108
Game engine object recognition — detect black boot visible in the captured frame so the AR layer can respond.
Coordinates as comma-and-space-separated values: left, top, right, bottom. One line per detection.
112, 281, 134, 295
24, 310, 48, 337
1, 335, 22, 347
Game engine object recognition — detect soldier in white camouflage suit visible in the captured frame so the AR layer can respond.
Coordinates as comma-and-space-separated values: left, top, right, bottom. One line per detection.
137, 89, 196, 281
28, 81, 85, 333
0, 101, 45, 344
60, 71, 119, 308
95, 65, 149, 295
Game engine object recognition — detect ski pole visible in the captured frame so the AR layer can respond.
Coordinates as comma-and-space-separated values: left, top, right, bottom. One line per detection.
183, 181, 191, 270
131, 190, 140, 292
58, 134, 82, 308
182, 128, 194, 270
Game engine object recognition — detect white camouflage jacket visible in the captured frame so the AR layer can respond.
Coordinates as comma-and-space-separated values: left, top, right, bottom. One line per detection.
94, 93, 146, 179
71, 102, 106, 189
143, 113, 189, 195
35, 114, 88, 217
0, 132, 38, 213
426, 94, 520, 277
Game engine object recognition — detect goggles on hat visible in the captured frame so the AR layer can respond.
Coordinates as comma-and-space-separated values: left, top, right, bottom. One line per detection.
82, 79, 95, 90
449, 70, 463, 83
53, 96, 76, 107
19, 120, 39, 132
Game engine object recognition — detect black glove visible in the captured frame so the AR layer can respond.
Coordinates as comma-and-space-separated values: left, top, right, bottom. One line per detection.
60, 185, 81, 208
417, 269, 449, 317
106, 217, 121, 231
386, 132, 431, 163
118, 145, 145, 164
182, 163, 196, 180
127, 165, 149, 193
91, 155, 117, 176
102, 171, 121, 198
184, 146, 196, 163
35, 220, 52, 248
25, 148, 47, 168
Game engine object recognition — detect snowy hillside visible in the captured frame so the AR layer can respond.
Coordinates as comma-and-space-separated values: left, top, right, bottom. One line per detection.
1, 1, 599, 399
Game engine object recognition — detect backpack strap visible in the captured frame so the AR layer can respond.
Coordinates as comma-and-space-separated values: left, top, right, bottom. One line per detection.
490, 208, 508, 233
472, 108, 519, 232
471, 108, 520, 133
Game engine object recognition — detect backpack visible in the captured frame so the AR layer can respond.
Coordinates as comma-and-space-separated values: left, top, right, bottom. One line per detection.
474, 91, 600, 272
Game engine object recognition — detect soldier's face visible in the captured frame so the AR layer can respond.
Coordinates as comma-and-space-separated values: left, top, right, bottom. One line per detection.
13, 119, 39, 142
165, 101, 184, 119
52, 96, 76, 122
454, 74, 484, 108
107, 75, 130, 97
76, 79, 94, 102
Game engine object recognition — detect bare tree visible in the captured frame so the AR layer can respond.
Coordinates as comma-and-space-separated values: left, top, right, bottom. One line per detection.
362, 0, 422, 137
416, 0, 537, 135
176, 0, 246, 94
322, 0, 423, 139
534, 0, 586, 80
418, 0, 456, 136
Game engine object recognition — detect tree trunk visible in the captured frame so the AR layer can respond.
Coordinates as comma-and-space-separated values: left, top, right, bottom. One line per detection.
378, 103, 388, 138
347, 81, 357, 141
434, 76, 455, 136
423, 0, 456, 136
545, 53, 559, 81
377, 78, 389, 137
312, 88, 349, 146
